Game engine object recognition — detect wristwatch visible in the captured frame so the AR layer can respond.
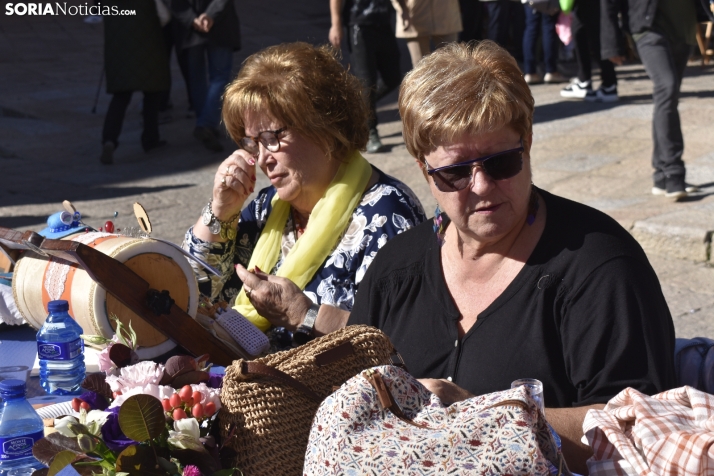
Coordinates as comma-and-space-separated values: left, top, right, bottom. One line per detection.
292, 303, 320, 346
201, 200, 238, 240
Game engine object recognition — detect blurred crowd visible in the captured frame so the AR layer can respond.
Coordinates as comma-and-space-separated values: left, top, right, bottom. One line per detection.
98, 0, 714, 197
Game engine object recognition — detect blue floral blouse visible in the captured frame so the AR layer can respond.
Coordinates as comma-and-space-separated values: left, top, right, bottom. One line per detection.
183, 166, 426, 311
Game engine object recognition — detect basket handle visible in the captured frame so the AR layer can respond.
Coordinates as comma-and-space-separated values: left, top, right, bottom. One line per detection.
240, 361, 321, 402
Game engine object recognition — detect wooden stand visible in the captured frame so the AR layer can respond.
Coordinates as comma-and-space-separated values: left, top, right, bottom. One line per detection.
0, 227, 248, 365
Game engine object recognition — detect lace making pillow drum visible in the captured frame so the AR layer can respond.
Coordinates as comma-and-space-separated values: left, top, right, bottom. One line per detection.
12, 232, 198, 359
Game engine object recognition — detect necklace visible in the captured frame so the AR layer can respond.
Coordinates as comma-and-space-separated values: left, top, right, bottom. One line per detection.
292, 208, 307, 236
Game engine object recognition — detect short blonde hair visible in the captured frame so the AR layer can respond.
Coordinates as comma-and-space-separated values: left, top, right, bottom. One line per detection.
399, 41, 535, 160
222, 42, 369, 162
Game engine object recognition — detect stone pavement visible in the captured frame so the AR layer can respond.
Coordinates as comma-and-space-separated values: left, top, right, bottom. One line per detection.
0, 1, 713, 338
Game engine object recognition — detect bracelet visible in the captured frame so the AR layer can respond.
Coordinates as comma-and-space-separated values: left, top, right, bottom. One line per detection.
201, 200, 239, 240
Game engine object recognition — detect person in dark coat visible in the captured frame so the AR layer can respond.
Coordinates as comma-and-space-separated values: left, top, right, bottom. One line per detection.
601, 0, 708, 199
100, 0, 170, 165
171, 0, 241, 152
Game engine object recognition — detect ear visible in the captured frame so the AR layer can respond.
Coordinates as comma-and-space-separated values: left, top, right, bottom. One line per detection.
414, 158, 428, 180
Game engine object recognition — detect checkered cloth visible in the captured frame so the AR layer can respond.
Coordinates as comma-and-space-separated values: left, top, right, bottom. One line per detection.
583, 386, 714, 475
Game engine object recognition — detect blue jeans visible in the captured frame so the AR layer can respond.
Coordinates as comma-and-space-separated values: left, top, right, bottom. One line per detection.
522, 6, 558, 74
186, 44, 233, 130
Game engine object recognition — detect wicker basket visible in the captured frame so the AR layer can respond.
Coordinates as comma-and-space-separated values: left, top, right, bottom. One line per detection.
219, 325, 396, 475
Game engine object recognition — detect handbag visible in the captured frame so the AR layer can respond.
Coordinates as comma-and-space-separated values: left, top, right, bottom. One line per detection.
305, 365, 572, 475
218, 325, 399, 476
522, 0, 561, 15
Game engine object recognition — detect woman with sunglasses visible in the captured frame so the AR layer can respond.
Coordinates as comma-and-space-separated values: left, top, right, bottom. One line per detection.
183, 42, 425, 346
242, 41, 676, 473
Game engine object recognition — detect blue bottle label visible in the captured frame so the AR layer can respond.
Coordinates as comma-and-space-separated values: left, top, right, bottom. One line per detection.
37, 338, 83, 360
0, 430, 44, 460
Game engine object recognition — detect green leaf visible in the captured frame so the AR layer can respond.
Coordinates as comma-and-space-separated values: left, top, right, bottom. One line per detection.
115, 445, 164, 476
127, 321, 137, 350
48, 451, 77, 476
118, 394, 165, 442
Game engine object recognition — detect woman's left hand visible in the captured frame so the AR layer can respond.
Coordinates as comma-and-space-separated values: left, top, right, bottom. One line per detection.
235, 264, 312, 330
418, 379, 475, 406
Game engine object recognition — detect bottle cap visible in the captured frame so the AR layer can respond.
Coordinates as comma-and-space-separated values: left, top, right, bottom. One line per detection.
0, 379, 27, 392
48, 300, 69, 312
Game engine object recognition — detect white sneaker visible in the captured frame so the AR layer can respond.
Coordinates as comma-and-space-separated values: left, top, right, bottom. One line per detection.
560, 79, 592, 99
585, 84, 619, 103
524, 74, 542, 85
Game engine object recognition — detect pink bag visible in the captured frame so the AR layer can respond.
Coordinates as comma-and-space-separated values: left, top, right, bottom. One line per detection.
305, 365, 571, 475
556, 12, 573, 46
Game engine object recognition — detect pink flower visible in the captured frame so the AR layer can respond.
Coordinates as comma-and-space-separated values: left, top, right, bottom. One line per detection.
183, 465, 202, 476
105, 361, 165, 393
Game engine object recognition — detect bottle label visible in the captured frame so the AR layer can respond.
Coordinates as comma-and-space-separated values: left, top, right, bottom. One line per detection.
37, 338, 83, 360
0, 430, 44, 460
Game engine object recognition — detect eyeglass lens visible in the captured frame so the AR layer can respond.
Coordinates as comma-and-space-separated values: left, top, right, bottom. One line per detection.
432, 149, 523, 192
239, 131, 281, 154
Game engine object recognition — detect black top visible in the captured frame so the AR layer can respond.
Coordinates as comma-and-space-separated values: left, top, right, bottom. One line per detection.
342, 0, 392, 26
349, 189, 677, 408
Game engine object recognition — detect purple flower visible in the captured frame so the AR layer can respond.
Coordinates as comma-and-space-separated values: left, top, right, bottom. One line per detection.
183, 465, 202, 476
207, 373, 223, 389
101, 406, 135, 453
80, 391, 109, 411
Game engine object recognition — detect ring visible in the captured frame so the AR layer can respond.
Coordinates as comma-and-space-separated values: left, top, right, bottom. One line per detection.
226, 166, 233, 175
221, 177, 226, 186
245, 287, 252, 298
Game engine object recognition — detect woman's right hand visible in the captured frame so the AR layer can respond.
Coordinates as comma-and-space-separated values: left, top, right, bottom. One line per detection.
211, 149, 258, 221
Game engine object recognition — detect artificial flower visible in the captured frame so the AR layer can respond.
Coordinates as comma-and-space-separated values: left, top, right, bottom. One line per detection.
54, 409, 111, 437
182, 465, 202, 476
109, 383, 174, 408
167, 418, 206, 453
80, 390, 109, 411
101, 406, 135, 453
105, 361, 165, 393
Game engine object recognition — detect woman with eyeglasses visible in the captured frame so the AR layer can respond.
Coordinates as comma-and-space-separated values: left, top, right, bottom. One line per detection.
183, 42, 425, 346
244, 41, 676, 473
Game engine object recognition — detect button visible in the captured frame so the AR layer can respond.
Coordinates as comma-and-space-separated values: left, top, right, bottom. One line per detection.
447, 376, 452, 382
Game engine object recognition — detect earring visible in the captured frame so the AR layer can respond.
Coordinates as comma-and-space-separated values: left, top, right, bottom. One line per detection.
433, 204, 447, 247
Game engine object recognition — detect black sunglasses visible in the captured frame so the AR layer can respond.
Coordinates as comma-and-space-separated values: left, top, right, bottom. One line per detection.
424, 140, 524, 192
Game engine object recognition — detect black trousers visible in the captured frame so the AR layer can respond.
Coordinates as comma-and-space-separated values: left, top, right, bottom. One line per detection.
459, 0, 483, 42
102, 91, 161, 149
572, 0, 616, 86
636, 31, 692, 182
484, 0, 524, 62
348, 23, 402, 131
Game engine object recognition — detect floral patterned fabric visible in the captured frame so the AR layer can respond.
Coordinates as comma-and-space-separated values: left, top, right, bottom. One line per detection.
304, 365, 571, 475
183, 166, 425, 310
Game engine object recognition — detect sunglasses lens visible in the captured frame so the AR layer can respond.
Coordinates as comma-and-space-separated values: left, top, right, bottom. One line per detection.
260, 132, 280, 152
433, 166, 473, 191
240, 137, 259, 154
482, 150, 523, 180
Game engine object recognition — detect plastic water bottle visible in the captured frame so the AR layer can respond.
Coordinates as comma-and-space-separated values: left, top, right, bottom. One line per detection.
37, 300, 86, 395
0, 380, 45, 475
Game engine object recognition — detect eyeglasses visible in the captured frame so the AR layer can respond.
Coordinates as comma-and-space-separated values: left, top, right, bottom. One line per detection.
239, 127, 287, 155
424, 140, 524, 192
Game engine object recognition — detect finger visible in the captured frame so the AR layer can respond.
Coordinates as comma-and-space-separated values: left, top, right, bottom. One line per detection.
234, 264, 265, 290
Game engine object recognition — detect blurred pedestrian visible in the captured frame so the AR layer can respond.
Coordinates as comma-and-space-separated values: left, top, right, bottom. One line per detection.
560, 0, 618, 101
602, 0, 701, 199
522, 5, 568, 84
480, 0, 525, 62
100, 0, 170, 165
158, 6, 194, 119
171, 0, 241, 152
390, 0, 463, 67
330, 0, 403, 153
458, 0, 484, 42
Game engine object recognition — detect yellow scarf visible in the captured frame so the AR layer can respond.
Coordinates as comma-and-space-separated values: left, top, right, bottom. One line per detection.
234, 151, 373, 331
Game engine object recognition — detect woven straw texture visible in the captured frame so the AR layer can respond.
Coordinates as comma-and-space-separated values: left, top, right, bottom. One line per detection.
219, 325, 395, 476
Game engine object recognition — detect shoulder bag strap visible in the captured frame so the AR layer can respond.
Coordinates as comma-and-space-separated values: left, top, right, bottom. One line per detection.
240, 361, 321, 402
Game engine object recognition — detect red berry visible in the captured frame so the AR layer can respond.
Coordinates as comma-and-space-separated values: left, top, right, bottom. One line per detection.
104, 221, 114, 233
192, 403, 204, 419
71, 398, 82, 412
169, 393, 182, 409
162, 398, 172, 412
179, 385, 193, 402
80, 401, 91, 411
192, 391, 202, 404
185, 397, 194, 408
172, 408, 187, 420
204, 402, 216, 417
